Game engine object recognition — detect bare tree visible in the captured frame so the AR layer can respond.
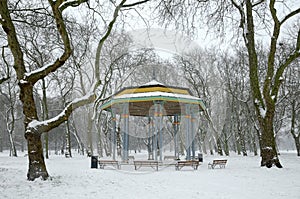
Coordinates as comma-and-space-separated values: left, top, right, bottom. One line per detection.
0, 0, 151, 181
157, 0, 300, 168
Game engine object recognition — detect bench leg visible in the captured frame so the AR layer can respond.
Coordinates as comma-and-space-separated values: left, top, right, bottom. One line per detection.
208, 163, 212, 169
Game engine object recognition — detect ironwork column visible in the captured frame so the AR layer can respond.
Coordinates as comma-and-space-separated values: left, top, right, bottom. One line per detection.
153, 102, 158, 161
185, 104, 191, 160
121, 103, 129, 162
174, 114, 179, 160
148, 117, 153, 160
158, 102, 163, 162
111, 108, 116, 160
191, 111, 196, 160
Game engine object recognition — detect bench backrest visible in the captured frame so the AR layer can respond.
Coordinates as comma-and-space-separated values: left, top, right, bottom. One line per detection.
213, 160, 227, 164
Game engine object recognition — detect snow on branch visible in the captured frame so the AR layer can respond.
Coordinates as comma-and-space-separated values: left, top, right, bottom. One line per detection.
27, 91, 96, 134
59, 0, 88, 11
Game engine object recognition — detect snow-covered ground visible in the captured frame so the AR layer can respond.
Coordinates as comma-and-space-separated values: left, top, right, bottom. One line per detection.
0, 151, 299, 199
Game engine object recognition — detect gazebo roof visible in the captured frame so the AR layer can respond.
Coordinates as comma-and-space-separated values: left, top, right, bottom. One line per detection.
100, 80, 206, 116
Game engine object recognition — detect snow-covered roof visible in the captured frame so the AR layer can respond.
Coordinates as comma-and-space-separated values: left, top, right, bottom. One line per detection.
142, 80, 165, 86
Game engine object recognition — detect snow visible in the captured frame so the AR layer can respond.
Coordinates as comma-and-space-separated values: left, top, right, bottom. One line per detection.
0, 151, 299, 199
271, 95, 275, 100
142, 80, 165, 86
27, 92, 94, 129
24, 63, 53, 77
59, 0, 76, 9
19, 80, 28, 84
259, 107, 266, 118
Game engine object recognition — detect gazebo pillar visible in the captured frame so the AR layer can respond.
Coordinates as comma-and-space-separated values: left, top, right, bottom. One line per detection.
148, 117, 153, 160
153, 102, 158, 161
111, 108, 117, 160
153, 100, 163, 161
121, 103, 129, 162
185, 104, 191, 160
158, 101, 163, 162
191, 112, 196, 159
174, 115, 179, 160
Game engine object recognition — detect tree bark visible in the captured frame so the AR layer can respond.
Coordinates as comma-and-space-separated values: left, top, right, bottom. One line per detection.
26, 132, 48, 180
259, 111, 282, 168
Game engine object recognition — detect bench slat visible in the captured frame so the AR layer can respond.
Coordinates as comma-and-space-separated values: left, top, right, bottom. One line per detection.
133, 161, 159, 171
175, 160, 199, 170
98, 160, 120, 169
208, 159, 227, 169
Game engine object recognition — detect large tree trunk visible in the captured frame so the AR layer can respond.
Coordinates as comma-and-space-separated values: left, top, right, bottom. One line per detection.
21, 82, 49, 180
244, 0, 285, 168
26, 132, 48, 180
259, 111, 282, 168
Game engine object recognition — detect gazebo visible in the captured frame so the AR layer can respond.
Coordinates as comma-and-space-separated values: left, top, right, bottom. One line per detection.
100, 80, 206, 162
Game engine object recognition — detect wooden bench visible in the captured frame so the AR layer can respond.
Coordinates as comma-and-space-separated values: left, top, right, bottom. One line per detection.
208, 159, 227, 169
133, 160, 159, 171
164, 155, 177, 161
98, 160, 121, 169
175, 160, 199, 170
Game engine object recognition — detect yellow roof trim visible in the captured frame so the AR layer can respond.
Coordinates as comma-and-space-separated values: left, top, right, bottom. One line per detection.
116, 87, 189, 96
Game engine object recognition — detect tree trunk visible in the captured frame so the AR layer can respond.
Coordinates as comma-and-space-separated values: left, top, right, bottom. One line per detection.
259, 113, 282, 168
251, 133, 258, 156
86, 111, 93, 156
240, 132, 247, 156
42, 78, 49, 159
72, 125, 85, 155
216, 137, 223, 156
290, 99, 300, 156
208, 140, 214, 155
44, 134, 49, 159
26, 132, 49, 181
8, 131, 17, 157
65, 120, 72, 158
294, 137, 300, 156
223, 132, 229, 156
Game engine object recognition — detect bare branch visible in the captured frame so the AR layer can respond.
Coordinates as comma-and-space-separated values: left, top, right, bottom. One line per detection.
272, 31, 300, 97
280, 7, 300, 25
252, 0, 265, 7
59, 0, 88, 11
122, 0, 151, 8
94, 0, 127, 83
27, 89, 97, 133
24, 0, 87, 84
0, 0, 25, 80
